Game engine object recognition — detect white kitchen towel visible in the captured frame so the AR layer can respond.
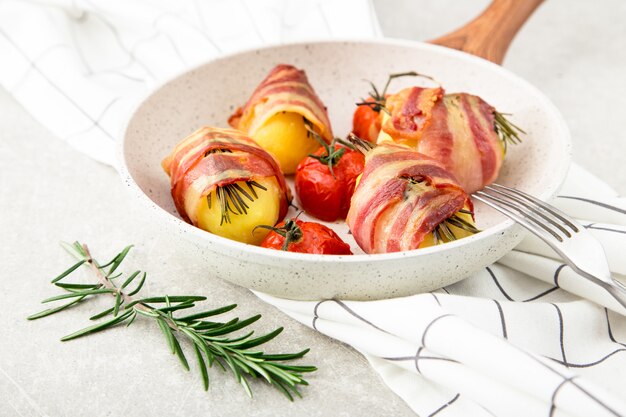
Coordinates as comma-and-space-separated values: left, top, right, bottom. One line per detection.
0, 0, 381, 166
258, 164, 626, 417
3, 2, 626, 417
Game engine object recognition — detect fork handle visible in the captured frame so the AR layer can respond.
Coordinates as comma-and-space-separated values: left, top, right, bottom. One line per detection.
429, 0, 545, 64
576, 270, 626, 310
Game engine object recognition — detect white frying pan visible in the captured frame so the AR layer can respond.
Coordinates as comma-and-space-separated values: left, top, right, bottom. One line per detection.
119, 0, 570, 300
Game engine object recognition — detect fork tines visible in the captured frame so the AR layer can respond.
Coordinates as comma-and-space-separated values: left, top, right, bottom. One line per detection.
474, 184, 579, 242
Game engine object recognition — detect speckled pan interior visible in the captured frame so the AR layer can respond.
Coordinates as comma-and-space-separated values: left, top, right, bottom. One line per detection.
119, 39, 571, 301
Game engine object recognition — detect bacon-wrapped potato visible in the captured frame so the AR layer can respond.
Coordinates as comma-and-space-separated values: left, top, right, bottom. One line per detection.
229, 64, 333, 174
162, 126, 291, 245
377, 87, 523, 194
346, 140, 478, 254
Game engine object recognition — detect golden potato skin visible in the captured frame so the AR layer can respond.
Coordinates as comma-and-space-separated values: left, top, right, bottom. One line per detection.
252, 112, 320, 174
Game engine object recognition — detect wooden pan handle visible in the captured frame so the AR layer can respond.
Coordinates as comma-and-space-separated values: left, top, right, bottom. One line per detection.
429, 0, 544, 64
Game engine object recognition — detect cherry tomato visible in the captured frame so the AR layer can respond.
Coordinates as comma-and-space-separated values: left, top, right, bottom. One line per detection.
352, 97, 383, 143
353, 72, 424, 143
295, 143, 365, 222
260, 218, 352, 255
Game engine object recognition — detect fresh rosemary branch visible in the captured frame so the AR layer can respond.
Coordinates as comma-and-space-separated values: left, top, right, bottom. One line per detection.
209, 181, 267, 226
354, 99, 390, 115
433, 214, 481, 245
202, 147, 268, 225
494, 111, 525, 152
29, 242, 316, 400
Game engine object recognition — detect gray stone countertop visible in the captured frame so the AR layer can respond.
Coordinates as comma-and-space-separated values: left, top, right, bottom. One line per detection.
1, 1, 624, 416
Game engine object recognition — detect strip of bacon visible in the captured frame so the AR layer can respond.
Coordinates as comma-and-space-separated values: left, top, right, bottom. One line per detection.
417, 93, 504, 194
378, 88, 505, 194
378, 86, 444, 147
228, 64, 333, 142
162, 126, 291, 225
346, 143, 470, 254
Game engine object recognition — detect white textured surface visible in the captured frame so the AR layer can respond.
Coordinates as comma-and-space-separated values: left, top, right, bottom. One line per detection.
2, 1, 626, 416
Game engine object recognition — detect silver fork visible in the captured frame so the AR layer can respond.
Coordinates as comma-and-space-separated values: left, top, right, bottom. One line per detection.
474, 183, 626, 309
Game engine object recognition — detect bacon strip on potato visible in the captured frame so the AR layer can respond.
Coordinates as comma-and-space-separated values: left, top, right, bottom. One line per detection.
229, 64, 333, 174
378, 88, 506, 194
347, 142, 474, 254
162, 126, 291, 244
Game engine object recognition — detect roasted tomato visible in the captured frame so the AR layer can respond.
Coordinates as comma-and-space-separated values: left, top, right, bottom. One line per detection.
295, 127, 365, 222
259, 218, 352, 255
352, 72, 426, 144
352, 97, 384, 143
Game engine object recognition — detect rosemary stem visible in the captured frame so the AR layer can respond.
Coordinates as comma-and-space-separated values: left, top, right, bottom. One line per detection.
81, 245, 175, 328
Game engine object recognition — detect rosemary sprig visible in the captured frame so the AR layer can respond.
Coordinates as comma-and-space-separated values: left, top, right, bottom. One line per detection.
355, 71, 438, 114
209, 181, 267, 226
203, 147, 268, 225
29, 242, 316, 399
433, 214, 481, 245
303, 118, 354, 179
494, 111, 525, 152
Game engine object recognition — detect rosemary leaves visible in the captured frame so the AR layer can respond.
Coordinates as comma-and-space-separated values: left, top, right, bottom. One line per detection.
494, 110, 525, 152
433, 213, 481, 245
303, 118, 355, 178
209, 181, 268, 225
29, 242, 316, 400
